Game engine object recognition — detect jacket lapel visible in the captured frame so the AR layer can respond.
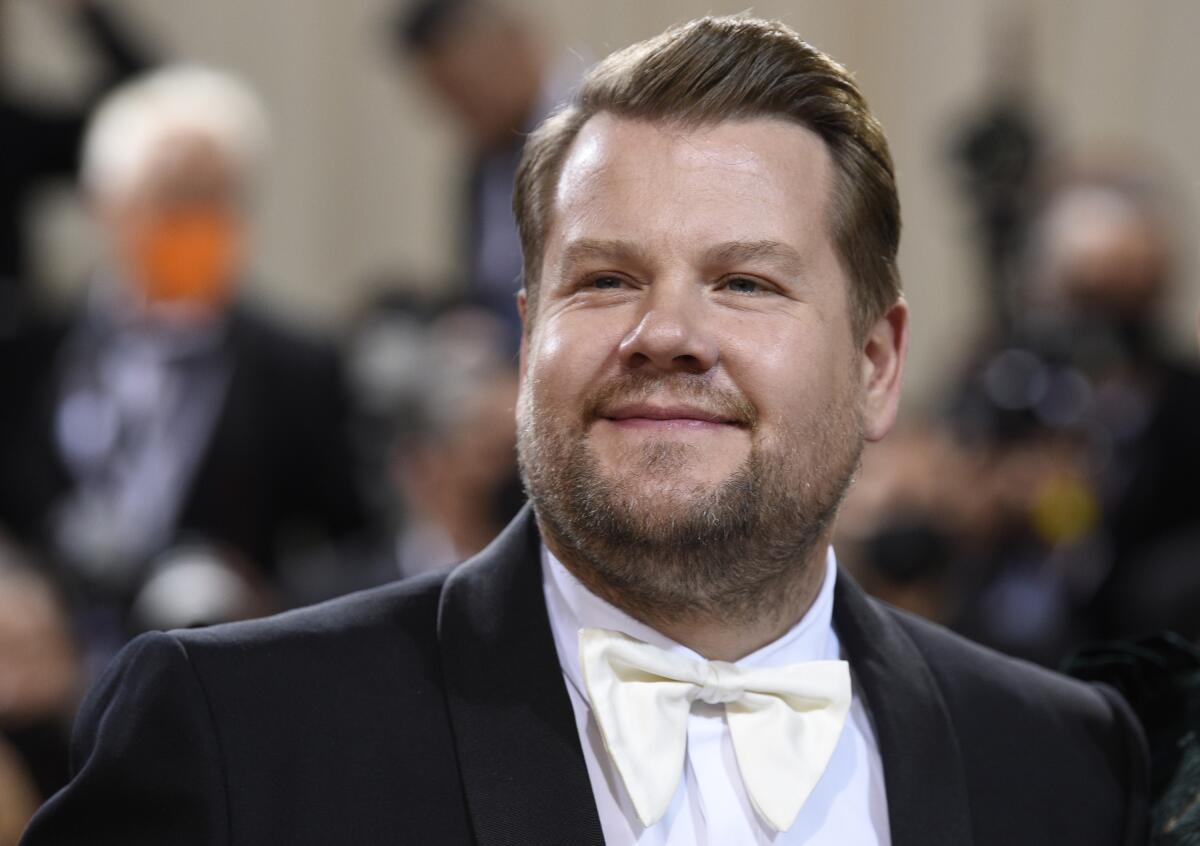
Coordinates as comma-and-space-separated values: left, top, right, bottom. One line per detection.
437, 505, 606, 846
834, 570, 974, 845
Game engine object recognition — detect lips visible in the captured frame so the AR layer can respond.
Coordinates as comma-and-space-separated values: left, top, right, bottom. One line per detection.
601, 402, 743, 427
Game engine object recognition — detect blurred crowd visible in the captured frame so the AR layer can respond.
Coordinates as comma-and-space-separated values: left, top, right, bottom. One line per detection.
840, 152, 1200, 666
0, 0, 1197, 838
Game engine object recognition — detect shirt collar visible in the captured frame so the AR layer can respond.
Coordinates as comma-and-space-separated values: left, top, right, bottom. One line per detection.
541, 544, 840, 699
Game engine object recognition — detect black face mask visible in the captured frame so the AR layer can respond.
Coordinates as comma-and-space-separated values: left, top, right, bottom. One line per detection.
1063, 310, 1155, 373
863, 517, 953, 586
1017, 306, 1156, 378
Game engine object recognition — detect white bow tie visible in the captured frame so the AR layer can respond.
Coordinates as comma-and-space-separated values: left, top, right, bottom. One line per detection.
578, 628, 852, 832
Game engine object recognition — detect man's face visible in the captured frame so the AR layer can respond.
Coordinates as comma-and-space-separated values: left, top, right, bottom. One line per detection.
102, 132, 244, 313
517, 114, 904, 621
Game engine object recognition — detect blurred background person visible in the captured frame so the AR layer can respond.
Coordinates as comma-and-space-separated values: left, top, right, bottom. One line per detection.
939, 157, 1200, 664
390, 0, 575, 348
0, 65, 367, 676
1022, 162, 1200, 644
835, 424, 972, 627
339, 296, 522, 589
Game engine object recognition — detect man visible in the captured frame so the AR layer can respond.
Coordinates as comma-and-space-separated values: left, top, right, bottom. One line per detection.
22, 18, 1147, 845
0, 67, 365, 663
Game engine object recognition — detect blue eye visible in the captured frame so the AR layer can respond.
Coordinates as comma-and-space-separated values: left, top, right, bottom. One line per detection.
591, 275, 624, 290
726, 276, 762, 294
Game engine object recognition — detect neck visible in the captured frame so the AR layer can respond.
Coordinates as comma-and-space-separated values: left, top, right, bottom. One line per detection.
652, 567, 826, 661
544, 529, 831, 663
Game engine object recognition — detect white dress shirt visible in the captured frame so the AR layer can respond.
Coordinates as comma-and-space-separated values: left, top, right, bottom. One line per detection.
542, 546, 891, 845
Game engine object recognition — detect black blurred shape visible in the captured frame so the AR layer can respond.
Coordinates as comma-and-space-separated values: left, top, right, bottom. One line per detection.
392, 0, 472, 52
951, 99, 1042, 337
0, 1, 155, 288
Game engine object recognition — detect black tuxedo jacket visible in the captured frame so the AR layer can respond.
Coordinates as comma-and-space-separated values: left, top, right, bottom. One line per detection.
21, 507, 1148, 845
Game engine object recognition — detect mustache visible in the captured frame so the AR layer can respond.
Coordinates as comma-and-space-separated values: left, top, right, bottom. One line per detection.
582, 372, 757, 427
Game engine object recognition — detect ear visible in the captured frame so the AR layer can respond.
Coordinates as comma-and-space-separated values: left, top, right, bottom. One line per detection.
860, 298, 908, 442
517, 288, 529, 382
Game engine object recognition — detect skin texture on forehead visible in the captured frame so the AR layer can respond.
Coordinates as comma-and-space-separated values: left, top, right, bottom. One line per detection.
132, 132, 238, 208
555, 114, 833, 219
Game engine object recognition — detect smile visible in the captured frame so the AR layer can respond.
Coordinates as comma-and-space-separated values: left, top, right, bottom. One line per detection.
600, 403, 743, 432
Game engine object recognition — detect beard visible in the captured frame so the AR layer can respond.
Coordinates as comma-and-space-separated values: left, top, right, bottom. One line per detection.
517, 370, 863, 626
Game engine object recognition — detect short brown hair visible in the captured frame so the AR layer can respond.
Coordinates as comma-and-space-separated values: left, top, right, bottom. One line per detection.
513, 15, 900, 338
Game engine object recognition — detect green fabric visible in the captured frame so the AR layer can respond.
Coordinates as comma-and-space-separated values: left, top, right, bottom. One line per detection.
1065, 632, 1200, 845
1154, 738, 1200, 844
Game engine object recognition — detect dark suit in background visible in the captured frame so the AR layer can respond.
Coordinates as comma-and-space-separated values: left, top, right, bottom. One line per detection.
20, 507, 1148, 846
0, 300, 366, 618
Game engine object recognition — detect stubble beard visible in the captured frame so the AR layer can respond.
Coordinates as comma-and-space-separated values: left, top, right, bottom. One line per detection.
517, 372, 864, 628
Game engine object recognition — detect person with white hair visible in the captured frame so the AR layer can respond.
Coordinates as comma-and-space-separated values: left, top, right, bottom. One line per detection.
80, 65, 269, 316
0, 65, 366, 670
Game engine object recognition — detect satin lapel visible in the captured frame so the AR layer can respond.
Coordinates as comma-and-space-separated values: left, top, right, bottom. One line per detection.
437, 506, 605, 846
834, 570, 974, 846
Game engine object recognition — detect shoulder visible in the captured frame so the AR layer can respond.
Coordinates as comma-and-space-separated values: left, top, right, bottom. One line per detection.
88, 573, 450, 718
23, 573, 465, 844
882, 605, 1149, 843
169, 571, 448, 673
136, 574, 454, 750
137, 572, 455, 756
891, 607, 1118, 725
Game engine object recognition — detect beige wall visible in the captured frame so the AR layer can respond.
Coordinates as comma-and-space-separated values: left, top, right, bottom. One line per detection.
8, 0, 1200, 409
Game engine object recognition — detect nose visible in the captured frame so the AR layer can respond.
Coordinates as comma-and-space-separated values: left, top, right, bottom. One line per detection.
618, 281, 719, 374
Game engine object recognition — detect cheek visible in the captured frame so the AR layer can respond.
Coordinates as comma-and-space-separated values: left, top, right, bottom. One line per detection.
721, 317, 857, 429
527, 311, 627, 394
524, 317, 597, 415
525, 323, 566, 398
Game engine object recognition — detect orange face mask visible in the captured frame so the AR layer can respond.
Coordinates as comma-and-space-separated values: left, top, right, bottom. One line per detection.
126, 210, 241, 308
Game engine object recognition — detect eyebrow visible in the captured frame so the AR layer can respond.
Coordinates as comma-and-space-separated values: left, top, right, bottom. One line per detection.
556, 239, 655, 276
703, 240, 807, 276
553, 237, 809, 284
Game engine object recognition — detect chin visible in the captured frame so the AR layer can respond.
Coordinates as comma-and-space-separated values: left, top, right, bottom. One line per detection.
595, 438, 745, 481
596, 465, 738, 512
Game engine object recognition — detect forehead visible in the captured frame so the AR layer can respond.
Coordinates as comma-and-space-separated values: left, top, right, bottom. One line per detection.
549, 114, 835, 254
131, 130, 237, 205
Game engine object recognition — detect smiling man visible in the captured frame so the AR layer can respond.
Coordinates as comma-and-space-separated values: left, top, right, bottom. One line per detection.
520, 114, 876, 657
23, 17, 1147, 846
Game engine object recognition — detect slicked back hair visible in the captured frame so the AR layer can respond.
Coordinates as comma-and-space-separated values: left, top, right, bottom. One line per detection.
512, 15, 900, 340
